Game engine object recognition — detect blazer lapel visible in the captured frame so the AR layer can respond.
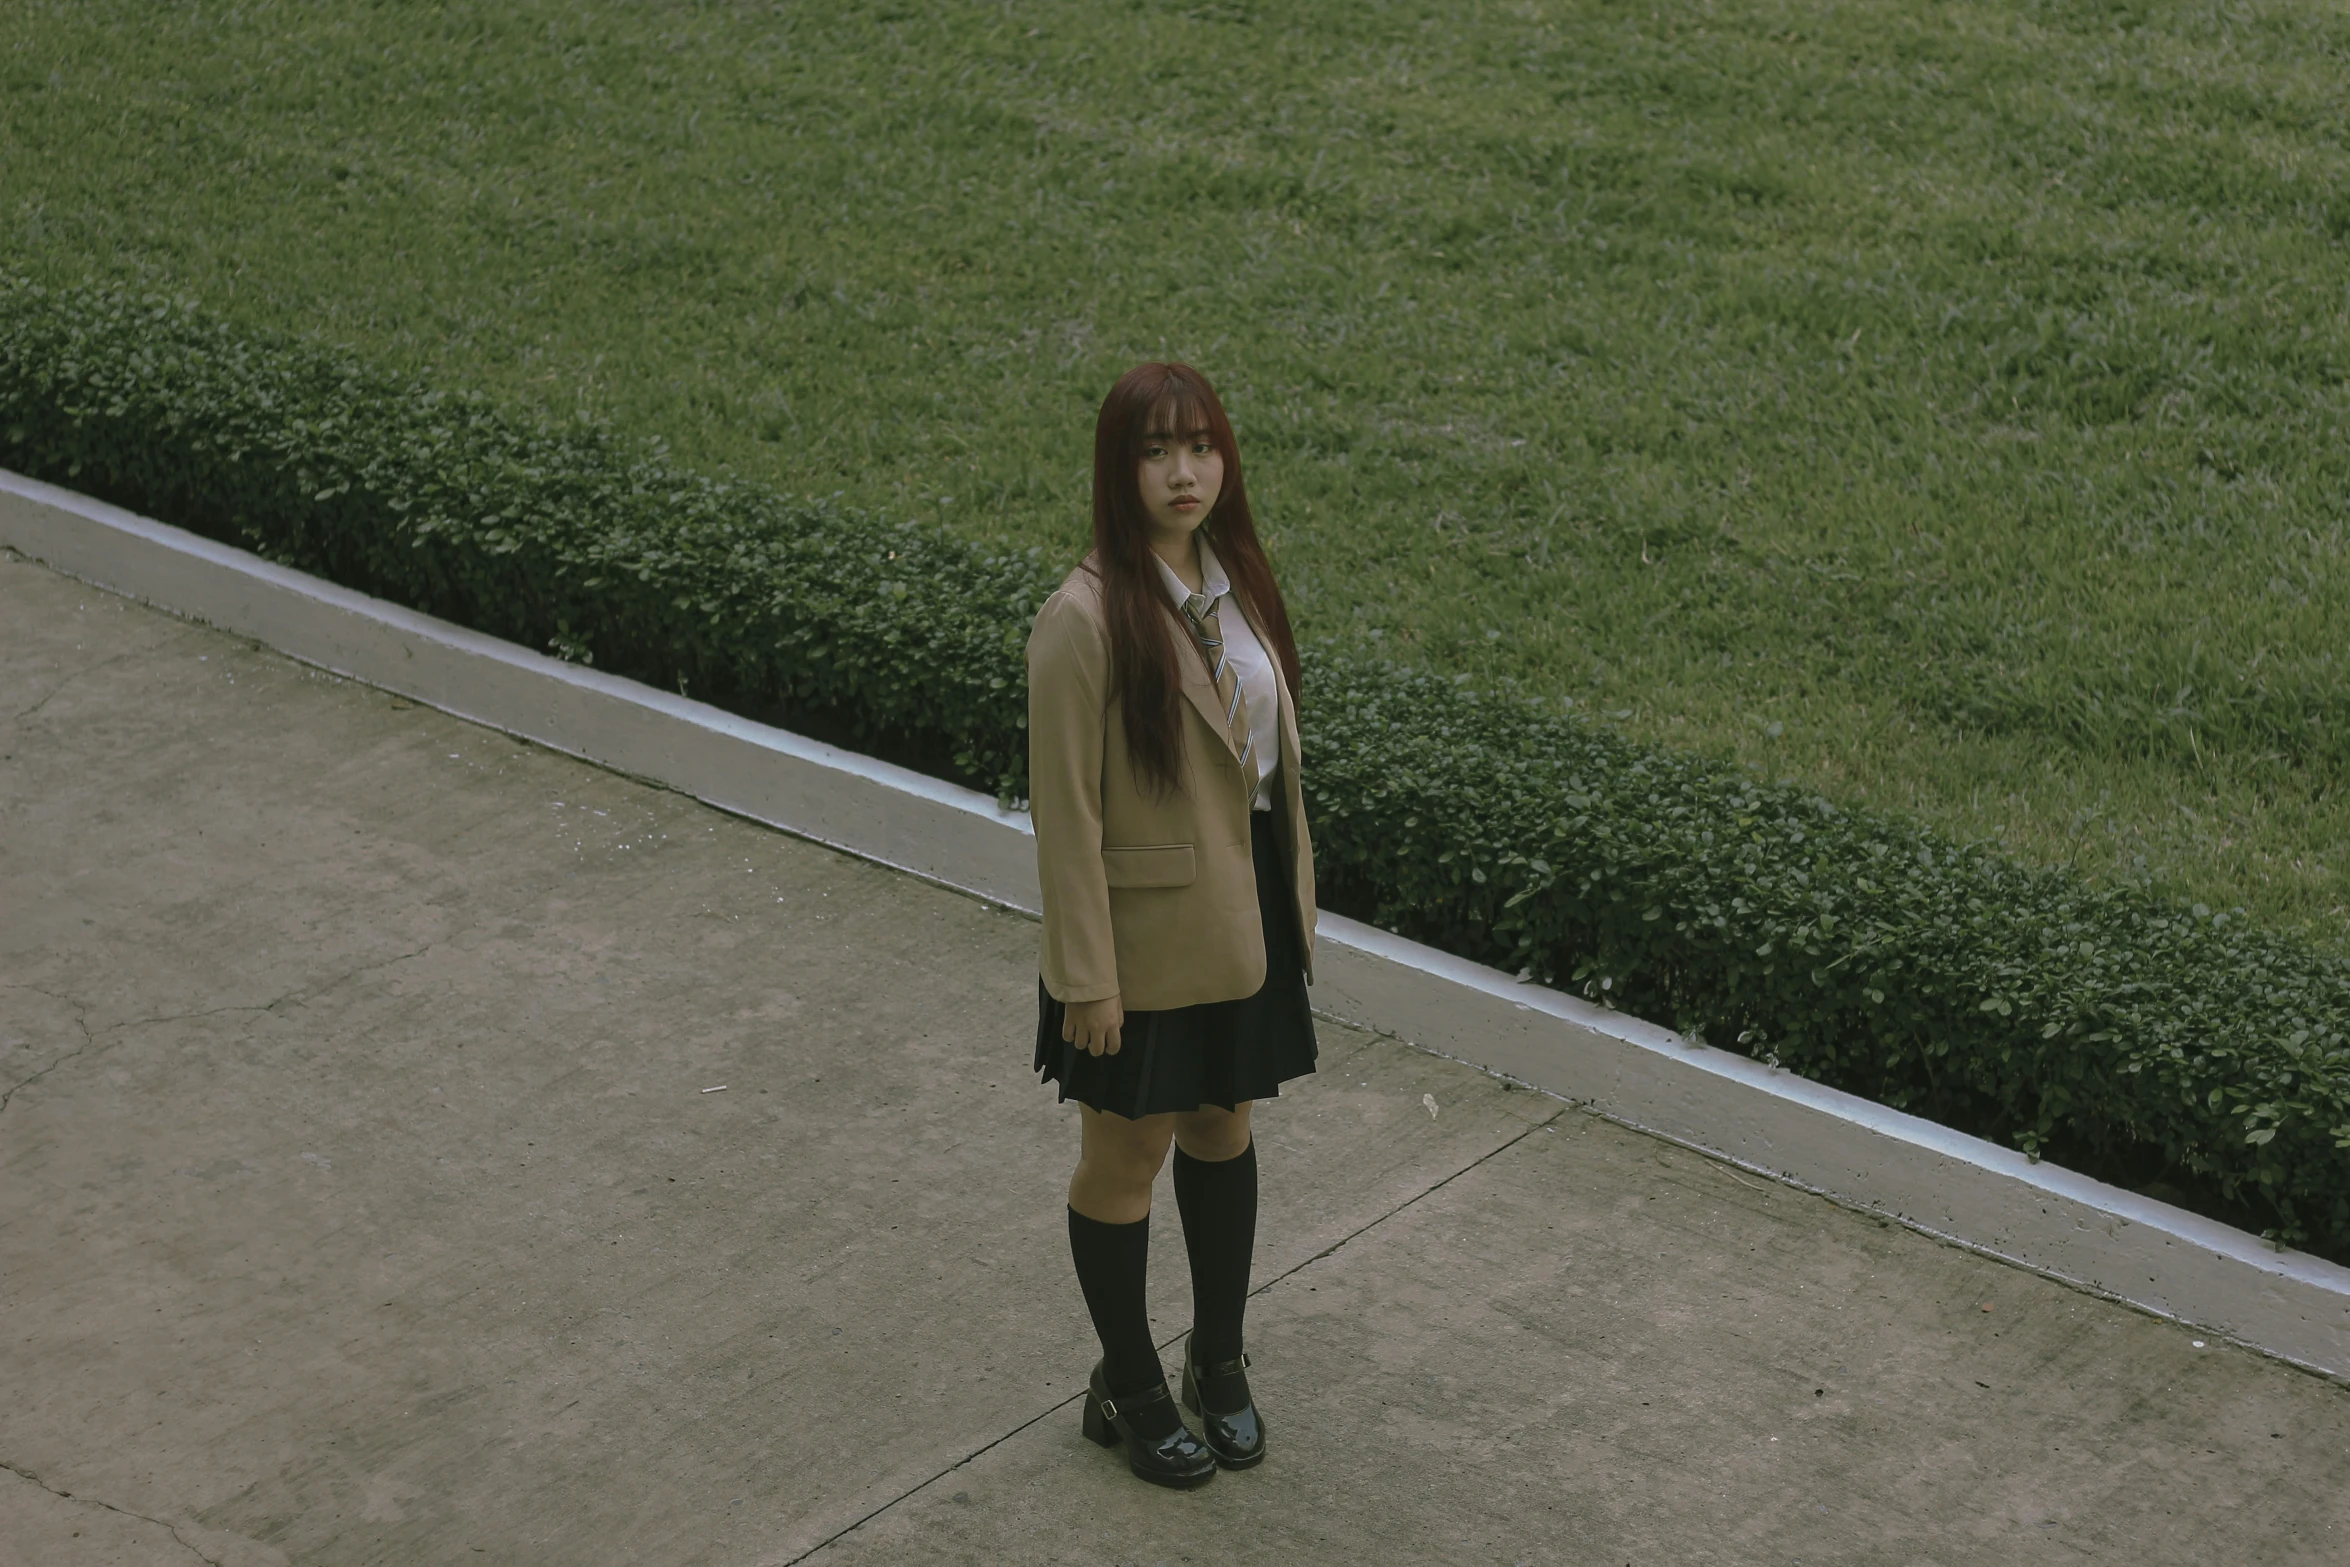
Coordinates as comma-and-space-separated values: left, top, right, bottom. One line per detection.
1270, 654, 1300, 778
1179, 667, 1245, 763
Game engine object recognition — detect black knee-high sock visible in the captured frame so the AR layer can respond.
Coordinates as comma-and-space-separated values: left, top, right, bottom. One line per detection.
1172, 1141, 1258, 1366
1066, 1207, 1162, 1396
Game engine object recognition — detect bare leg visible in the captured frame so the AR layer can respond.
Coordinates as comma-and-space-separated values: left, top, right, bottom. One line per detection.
1172, 1101, 1253, 1162
1069, 1104, 1177, 1224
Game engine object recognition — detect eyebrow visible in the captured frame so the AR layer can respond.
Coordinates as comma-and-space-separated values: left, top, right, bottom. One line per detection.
1141, 427, 1214, 442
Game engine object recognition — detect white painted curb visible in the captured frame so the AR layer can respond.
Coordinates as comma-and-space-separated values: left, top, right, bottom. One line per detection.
8, 465, 2348, 1380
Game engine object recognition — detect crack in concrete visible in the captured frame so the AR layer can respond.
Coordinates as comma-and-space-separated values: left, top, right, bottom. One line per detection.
1260, 1105, 1568, 1281
90, 948, 439, 1038
0, 1458, 223, 1566
0, 1004, 92, 1115
0, 945, 432, 1114
5, 645, 152, 726
777, 1105, 1568, 1564
9, 682, 66, 723
3, 980, 88, 1009
264, 944, 436, 1012
119, 1003, 277, 1028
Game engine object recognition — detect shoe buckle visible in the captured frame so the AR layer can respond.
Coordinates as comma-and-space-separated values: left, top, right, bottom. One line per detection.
1099, 1396, 1118, 1421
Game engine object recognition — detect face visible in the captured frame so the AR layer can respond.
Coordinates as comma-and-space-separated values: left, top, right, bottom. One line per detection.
1135, 425, 1226, 543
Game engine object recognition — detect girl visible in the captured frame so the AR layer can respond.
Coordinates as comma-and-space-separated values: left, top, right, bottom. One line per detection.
1028, 362, 1319, 1488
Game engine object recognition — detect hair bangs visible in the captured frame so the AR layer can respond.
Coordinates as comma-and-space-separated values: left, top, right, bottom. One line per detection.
1135, 383, 1218, 451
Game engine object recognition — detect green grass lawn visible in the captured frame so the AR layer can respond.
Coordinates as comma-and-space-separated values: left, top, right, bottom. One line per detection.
5, 0, 2346, 945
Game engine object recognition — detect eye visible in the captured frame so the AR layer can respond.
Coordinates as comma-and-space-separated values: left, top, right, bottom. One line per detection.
1193, 441, 1215, 456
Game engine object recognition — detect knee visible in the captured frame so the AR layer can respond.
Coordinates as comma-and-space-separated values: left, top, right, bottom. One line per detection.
1088, 1127, 1174, 1190
1176, 1112, 1252, 1164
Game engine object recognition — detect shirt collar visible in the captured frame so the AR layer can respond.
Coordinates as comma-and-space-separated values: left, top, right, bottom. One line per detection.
1150, 537, 1232, 610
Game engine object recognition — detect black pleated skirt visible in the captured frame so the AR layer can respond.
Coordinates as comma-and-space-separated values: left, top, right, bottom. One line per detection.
1035, 810, 1318, 1118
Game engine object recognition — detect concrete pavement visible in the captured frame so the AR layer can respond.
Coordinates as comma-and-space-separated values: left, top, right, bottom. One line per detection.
3, 550, 2346, 1566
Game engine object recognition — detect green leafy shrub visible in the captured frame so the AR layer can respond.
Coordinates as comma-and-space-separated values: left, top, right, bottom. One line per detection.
6, 279, 2348, 1258
0, 279, 1053, 791
1306, 658, 2350, 1255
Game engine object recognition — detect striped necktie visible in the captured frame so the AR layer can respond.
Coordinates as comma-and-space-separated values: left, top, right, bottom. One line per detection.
1181, 590, 1255, 782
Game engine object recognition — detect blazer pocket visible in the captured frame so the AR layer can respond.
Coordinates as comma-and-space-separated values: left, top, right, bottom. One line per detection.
1101, 843, 1196, 889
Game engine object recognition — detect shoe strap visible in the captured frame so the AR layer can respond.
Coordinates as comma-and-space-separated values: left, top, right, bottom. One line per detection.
1192, 1348, 1252, 1381
1101, 1378, 1174, 1421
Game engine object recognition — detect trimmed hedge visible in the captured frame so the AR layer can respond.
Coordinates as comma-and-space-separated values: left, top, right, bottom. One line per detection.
0, 281, 1048, 793
7, 278, 2349, 1258
1309, 661, 2350, 1250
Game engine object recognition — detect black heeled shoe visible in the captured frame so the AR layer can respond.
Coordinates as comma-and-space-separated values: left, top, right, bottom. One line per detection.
1179, 1333, 1266, 1469
1081, 1361, 1218, 1489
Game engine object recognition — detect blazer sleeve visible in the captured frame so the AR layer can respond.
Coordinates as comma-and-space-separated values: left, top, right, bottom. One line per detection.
1027, 589, 1121, 1004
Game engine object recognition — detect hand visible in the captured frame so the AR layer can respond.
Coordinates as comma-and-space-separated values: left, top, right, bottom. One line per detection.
1063, 995, 1125, 1057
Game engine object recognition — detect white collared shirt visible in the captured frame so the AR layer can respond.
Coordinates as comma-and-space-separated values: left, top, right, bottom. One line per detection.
1152, 539, 1280, 811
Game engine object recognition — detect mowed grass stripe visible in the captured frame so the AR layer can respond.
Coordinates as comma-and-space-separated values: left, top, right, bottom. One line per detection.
3, 0, 2345, 941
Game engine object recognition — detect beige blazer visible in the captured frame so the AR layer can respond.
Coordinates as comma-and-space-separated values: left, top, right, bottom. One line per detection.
1027, 558, 1317, 1012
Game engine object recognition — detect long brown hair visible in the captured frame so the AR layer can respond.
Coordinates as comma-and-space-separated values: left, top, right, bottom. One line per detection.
1089, 363, 1302, 795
